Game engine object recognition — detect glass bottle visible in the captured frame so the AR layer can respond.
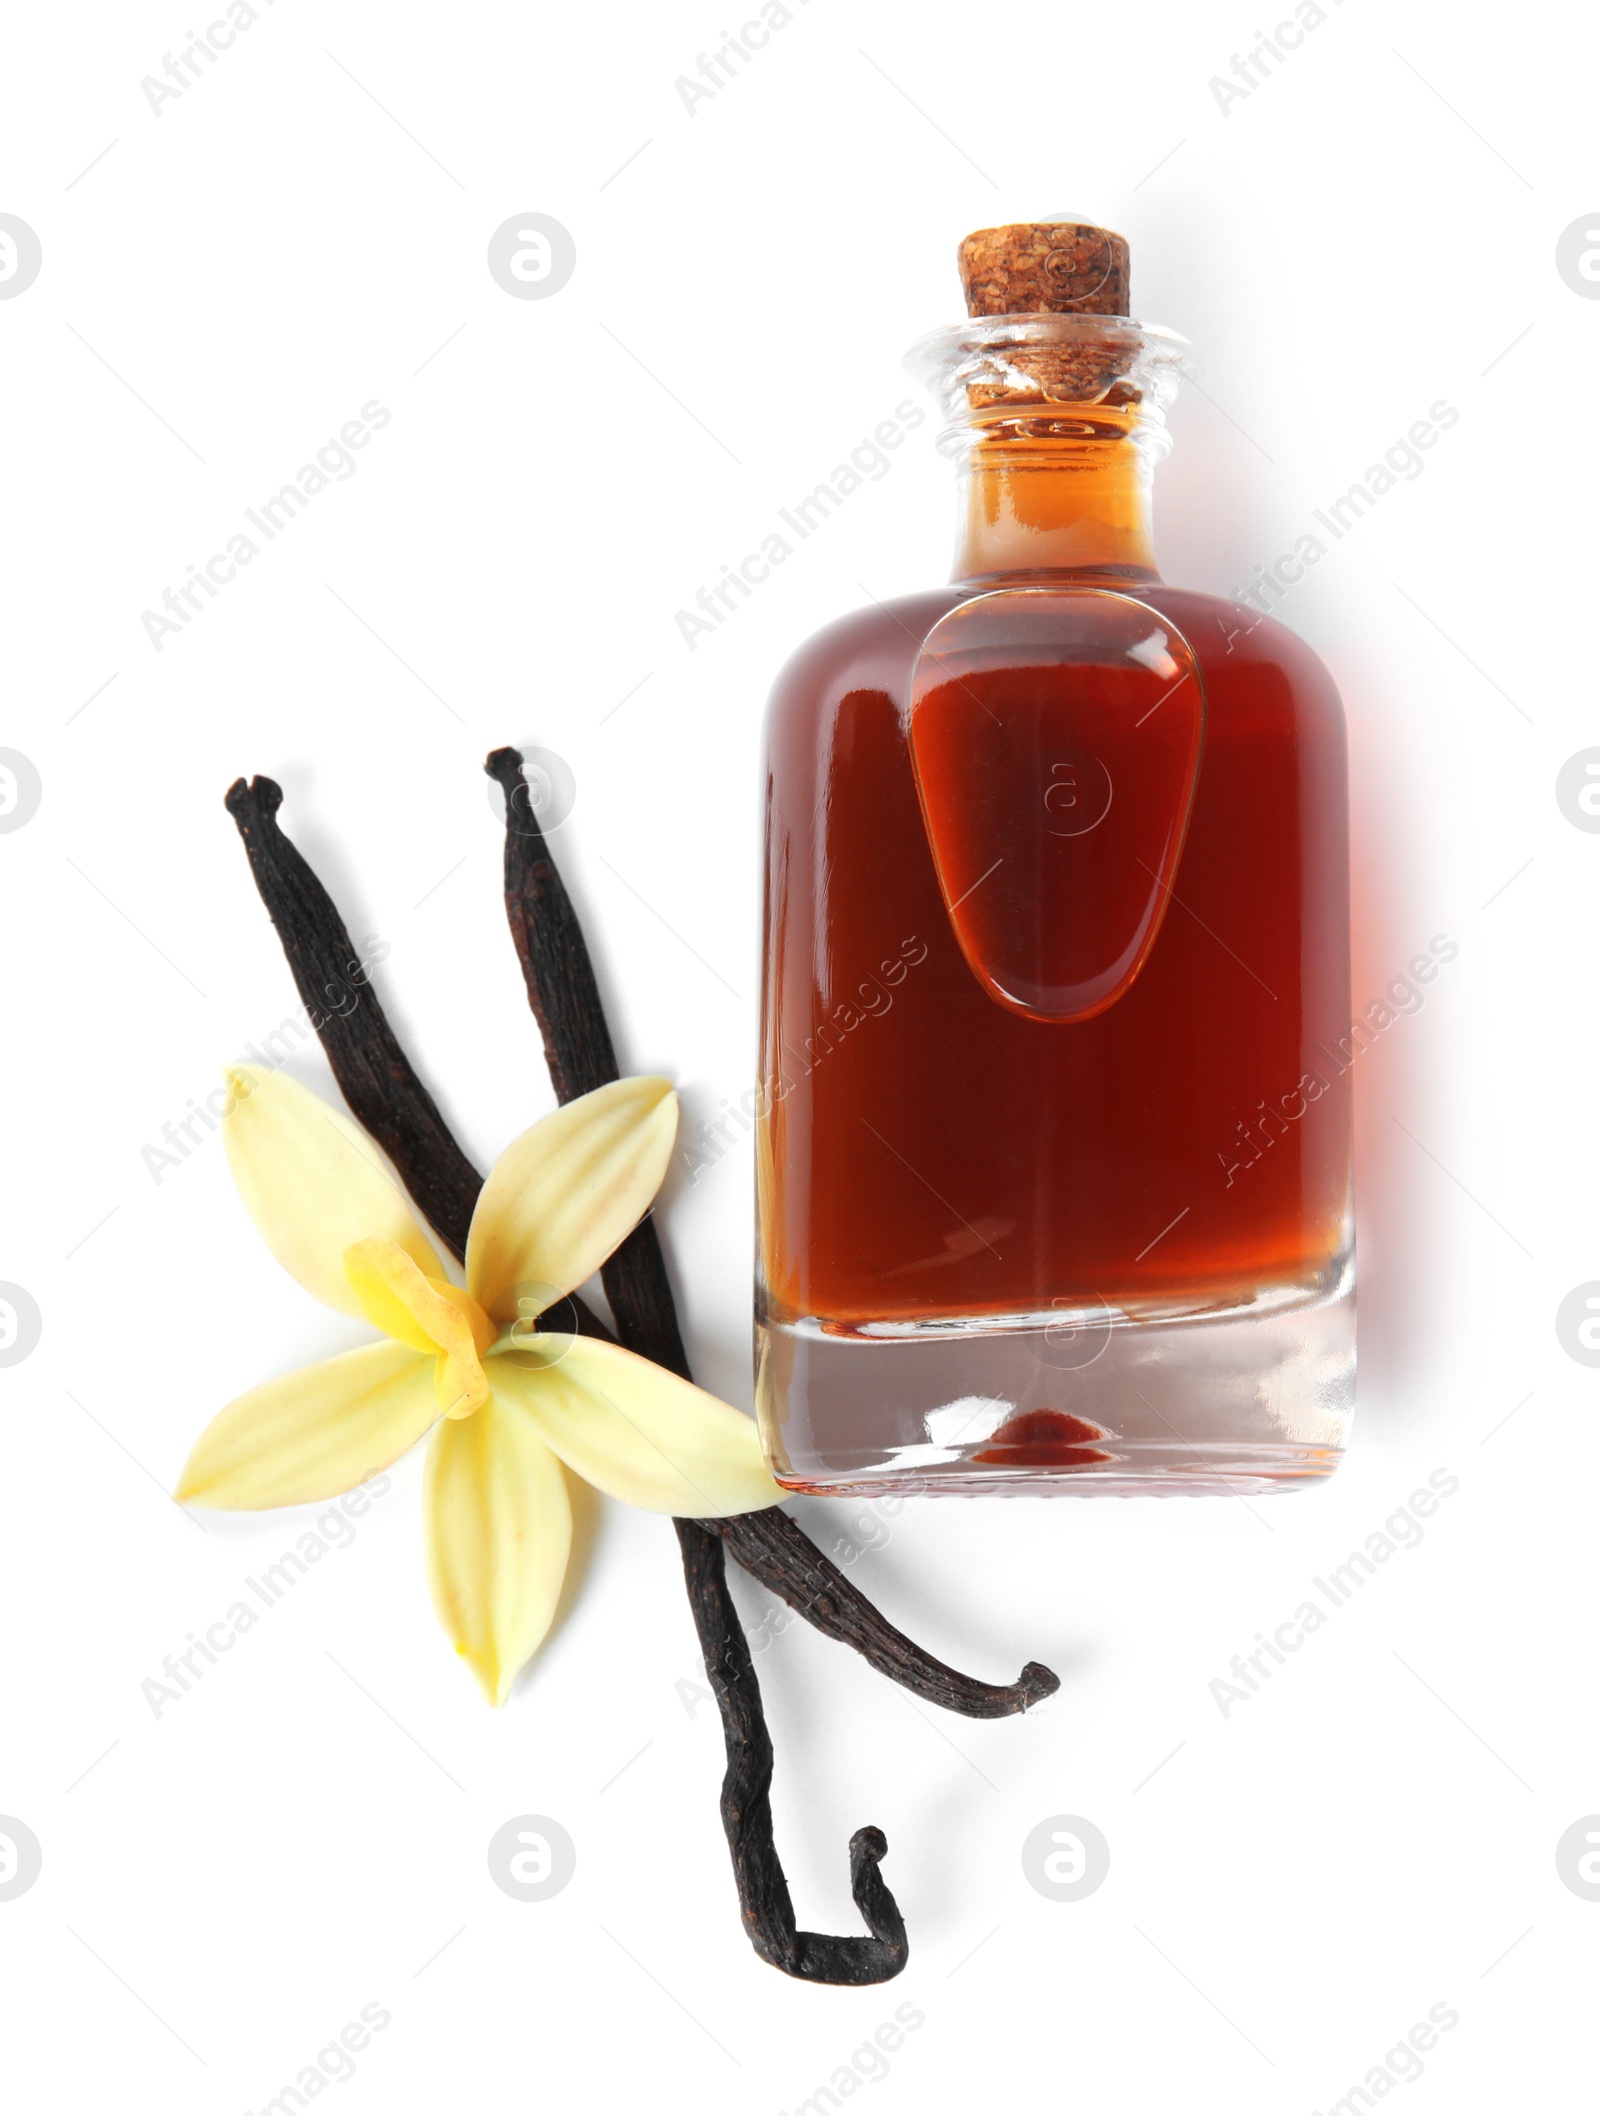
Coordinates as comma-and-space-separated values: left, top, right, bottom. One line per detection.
755, 220, 1353, 1497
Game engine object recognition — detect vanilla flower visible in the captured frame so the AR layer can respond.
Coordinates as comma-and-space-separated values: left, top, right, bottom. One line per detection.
177, 1067, 778, 1701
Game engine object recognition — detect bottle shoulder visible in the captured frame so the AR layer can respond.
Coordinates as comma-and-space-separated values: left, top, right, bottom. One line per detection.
764, 588, 965, 719
1137, 585, 1341, 687
764, 579, 1345, 741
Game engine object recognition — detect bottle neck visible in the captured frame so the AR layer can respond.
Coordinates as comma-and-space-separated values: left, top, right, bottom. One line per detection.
904, 313, 1188, 591
952, 407, 1158, 585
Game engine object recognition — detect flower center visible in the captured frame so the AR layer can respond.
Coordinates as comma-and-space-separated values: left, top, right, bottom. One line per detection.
343, 1239, 495, 1420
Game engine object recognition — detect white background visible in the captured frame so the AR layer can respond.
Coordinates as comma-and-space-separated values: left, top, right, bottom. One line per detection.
2, 1, 1595, 2109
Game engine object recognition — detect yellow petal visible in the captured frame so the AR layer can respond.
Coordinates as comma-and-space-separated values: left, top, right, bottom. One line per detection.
466, 1076, 678, 1324
176, 1340, 437, 1509
488, 1337, 780, 1517
344, 1239, 493, 1419
423, 1393, 573, 1705
222, 1065, 441, 1318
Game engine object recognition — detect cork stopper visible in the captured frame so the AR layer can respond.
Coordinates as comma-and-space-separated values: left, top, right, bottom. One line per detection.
951, 217, 1137, 409
957, 219, 1130, 319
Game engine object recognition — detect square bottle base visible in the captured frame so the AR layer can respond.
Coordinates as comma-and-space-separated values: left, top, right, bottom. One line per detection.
755, 1273, 1355, 1499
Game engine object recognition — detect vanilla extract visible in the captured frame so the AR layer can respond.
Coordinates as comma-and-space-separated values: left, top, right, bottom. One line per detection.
758, 219, 1357, 1495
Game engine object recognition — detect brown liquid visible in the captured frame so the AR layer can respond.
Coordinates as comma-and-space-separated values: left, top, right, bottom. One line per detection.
759, 583, 1351, 1330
